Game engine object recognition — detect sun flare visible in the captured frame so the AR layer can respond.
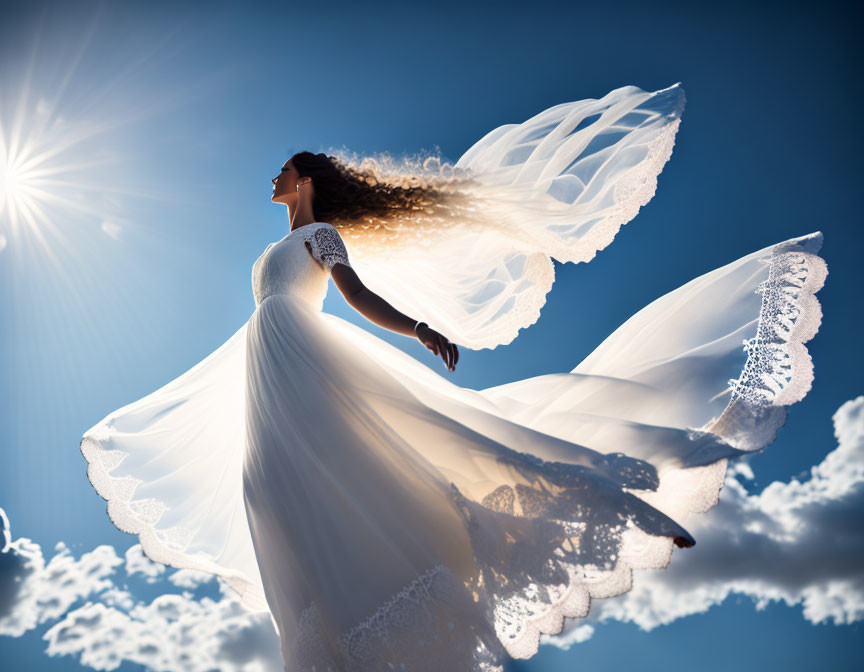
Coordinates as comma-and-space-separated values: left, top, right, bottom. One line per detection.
0, 88, 123, 254
1, 131, 44, 234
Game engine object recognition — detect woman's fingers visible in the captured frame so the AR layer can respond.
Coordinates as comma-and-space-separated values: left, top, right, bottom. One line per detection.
432, 331, 444, 368
441, 336, 454, 371
422, 329, 458, 371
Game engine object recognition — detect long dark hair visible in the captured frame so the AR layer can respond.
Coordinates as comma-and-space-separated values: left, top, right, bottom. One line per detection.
289, 150, 480, 254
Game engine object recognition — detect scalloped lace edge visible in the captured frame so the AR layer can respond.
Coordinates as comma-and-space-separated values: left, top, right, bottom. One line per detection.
551, 117, 682, 266
493, 233, 827, 659
471, 252, 556, 351
474, 116, 682, 351
79, 433, 269, 612
291, 563, 507, 671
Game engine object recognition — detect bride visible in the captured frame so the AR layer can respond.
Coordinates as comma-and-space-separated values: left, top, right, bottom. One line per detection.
80, 83, 827, 671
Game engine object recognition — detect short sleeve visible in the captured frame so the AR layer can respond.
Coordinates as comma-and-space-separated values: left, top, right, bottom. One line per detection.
307, 225, 352, 270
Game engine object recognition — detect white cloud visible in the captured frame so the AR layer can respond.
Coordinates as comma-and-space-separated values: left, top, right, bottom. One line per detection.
0, 525, 123, 637
0, 509, 281, 670
545, 396, 864, 648
42, 587, 282, 672
0, 508, 10, 551
544, 623, 594, 651
124, 544, 166, 583
100, 587, 136, 611
167, 568, 217, 590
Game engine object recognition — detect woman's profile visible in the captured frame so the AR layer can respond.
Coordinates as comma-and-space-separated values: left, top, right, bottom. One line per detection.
80, 83, 827, 671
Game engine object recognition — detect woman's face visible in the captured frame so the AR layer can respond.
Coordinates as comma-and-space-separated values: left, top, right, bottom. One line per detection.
271, 159, 298, 206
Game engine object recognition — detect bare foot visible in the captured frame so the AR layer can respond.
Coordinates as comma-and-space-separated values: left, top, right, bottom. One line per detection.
674, 536, 695, 549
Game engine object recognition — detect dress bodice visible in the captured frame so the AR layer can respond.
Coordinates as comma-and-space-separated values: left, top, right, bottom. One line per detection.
251, 222, 351, 311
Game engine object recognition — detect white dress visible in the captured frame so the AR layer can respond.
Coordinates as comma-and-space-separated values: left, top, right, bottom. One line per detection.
80, 84, 828, 671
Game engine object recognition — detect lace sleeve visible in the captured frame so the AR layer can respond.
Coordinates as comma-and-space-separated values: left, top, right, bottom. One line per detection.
307, 225, 352, 270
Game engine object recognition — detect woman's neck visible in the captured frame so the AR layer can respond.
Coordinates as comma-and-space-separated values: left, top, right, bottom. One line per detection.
289, 199, 317, 231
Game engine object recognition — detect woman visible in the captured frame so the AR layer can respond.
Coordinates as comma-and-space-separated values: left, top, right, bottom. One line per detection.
81, 83, 827, 671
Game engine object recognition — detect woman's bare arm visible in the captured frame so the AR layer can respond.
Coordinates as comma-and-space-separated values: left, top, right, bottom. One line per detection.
330, 263, 459, 371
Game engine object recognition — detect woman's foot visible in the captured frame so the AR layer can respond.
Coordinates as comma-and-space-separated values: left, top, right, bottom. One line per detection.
673, 536, 695, 549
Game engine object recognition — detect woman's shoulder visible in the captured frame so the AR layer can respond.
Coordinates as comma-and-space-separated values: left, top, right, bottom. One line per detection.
299, 221, 333, 235
306, 222, 346, 239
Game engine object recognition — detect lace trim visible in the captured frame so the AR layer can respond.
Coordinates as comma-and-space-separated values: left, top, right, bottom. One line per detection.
552, 116, 683, 266
449, 482, 683, 659
731, 244, 826, 405
292, 565, 506, 671
704, 233, 827, 451
307, 225, 352, 270
467, 252, 556, 352
79, 432, 268, 612
467, 116, 681, 349
446, 233, 827, 660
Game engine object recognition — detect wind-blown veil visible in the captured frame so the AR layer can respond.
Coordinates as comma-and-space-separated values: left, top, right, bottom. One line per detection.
340, 82, 686, 350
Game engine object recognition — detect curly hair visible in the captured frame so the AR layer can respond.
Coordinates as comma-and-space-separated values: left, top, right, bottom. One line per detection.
289, 149, 484, 255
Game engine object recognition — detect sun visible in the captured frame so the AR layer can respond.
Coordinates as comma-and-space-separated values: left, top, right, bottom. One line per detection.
0, 14, 212, 261
0, 78, 138, 257
0, 130, 44, 234
0, 154, 20, 197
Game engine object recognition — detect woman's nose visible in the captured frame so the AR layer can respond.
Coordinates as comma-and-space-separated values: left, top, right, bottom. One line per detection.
272, 176, 278, 185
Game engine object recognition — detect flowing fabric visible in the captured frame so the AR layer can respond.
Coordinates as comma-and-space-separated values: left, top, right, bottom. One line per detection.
345, 82, 686, 350
80, 84, 828, 671
81, 220, 826, 669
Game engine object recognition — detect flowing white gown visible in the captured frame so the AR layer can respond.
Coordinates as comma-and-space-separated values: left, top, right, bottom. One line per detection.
80, 83, 828, 671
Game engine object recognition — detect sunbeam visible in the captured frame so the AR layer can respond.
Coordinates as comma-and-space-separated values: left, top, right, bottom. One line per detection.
0, 12, 227, 445
0, 10, 215, 260
0, 81, 133, 257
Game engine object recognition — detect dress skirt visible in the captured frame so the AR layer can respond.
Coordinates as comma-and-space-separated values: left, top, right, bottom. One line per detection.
81, 232, 827, 671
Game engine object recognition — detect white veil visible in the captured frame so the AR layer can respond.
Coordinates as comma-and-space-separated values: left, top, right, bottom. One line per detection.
343, 83, 685, 350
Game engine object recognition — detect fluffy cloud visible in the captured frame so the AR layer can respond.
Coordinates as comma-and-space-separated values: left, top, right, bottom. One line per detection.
0, 513, 281, 670
0, 518, 123, 637
125, 544, 166, 583
167, 568, 218, 590
545, 396, 864, 649
42, 585, 282, 672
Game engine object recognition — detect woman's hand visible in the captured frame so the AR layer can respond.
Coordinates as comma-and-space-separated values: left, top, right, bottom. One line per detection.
416, 323, 459, 371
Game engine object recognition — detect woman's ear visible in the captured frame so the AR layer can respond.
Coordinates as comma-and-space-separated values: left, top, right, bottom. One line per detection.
297, 176, 315, 200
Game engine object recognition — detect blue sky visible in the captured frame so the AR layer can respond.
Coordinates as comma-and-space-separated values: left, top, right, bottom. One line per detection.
1, 0, 862, 670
